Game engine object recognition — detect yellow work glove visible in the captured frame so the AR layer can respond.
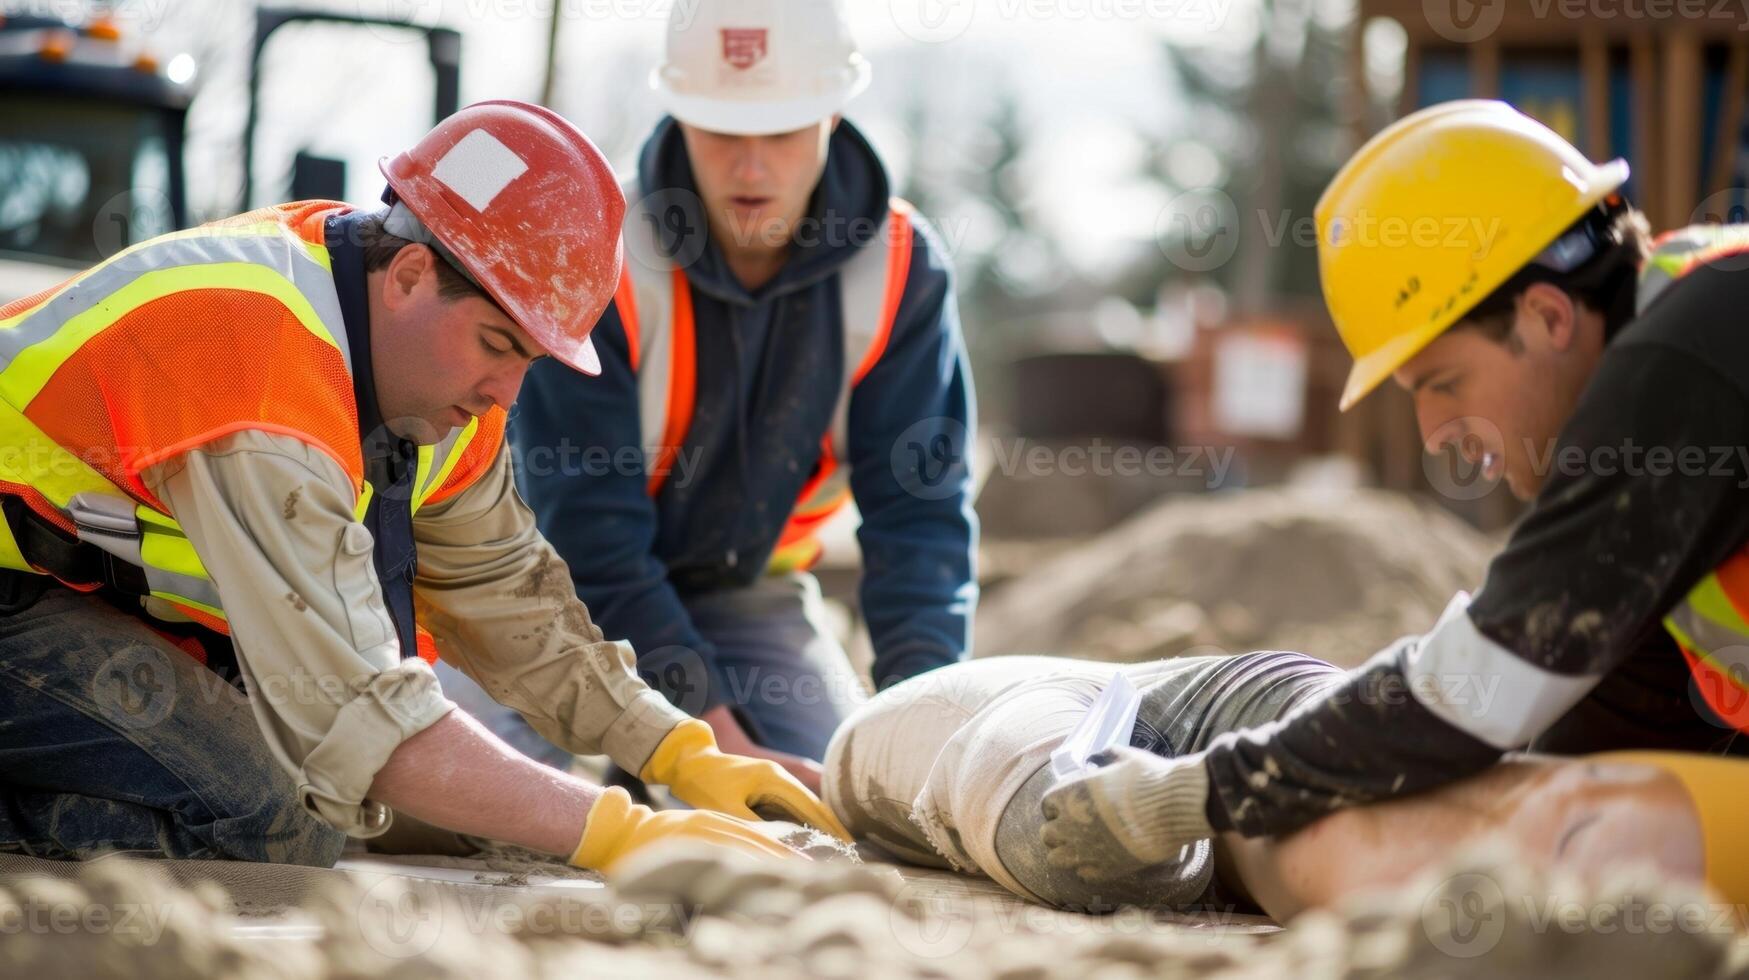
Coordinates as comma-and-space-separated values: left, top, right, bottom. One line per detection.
639, 719, 852, 842
570, 786, 798, 873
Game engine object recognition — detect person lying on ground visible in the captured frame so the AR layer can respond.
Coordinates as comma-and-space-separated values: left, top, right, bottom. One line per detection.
822, 653, 1730, 921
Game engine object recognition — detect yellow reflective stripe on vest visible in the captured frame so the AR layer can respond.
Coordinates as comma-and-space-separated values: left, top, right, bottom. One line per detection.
0, 401, 127, 573
1666, 576, 1749, 676
0, 220, 352, 616
622, 190, 912, 574
0, 224, 350, 402
133, 501, 227, 609
1636, 225, 1749, 316
0, 403, 121, 509
412, 416, 480, 514
137, 521, 224, 612
768, 536, 824, 575
3, 263, 344, 410
354, 480, 376, 522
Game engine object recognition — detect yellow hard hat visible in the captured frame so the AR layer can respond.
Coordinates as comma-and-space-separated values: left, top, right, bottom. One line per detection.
1316, 100, 1629, 411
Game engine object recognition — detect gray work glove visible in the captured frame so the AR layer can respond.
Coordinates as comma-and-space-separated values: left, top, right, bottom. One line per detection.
1039, 747, 1216, 882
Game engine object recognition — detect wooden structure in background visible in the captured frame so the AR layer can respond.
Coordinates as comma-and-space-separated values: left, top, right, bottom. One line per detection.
1340, 1, 1749, 524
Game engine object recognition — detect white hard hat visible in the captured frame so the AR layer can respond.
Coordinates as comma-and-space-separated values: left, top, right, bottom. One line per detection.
651, 0, 871, 136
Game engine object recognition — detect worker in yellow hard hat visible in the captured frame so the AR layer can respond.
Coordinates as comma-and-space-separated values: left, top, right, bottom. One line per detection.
1039, 99, 1749, 906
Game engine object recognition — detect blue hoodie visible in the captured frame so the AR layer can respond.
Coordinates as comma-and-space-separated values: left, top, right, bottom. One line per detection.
510, 117, 977, 709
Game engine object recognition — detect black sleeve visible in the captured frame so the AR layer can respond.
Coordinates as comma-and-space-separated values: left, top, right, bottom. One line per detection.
1469, 263, 1749, 673
1532, 630, 1737, 755
1203, 262, 1749, 838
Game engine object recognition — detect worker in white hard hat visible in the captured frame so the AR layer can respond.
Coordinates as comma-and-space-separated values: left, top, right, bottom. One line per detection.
436, 0, 978, 793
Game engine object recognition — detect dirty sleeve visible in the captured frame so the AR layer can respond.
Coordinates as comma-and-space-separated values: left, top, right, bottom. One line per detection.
1203, 267, 1749, 837
144, 431, 457, 837
408, 443, 690, 774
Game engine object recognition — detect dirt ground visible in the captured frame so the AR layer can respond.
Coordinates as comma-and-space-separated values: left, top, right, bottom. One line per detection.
1, 839, 1743, 979
3, 487, 1736, 977
976, 487, 1499, 668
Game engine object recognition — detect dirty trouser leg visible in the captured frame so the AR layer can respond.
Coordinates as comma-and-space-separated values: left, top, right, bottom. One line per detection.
991, 651, 1344, 911
683, 573, 865, 762
826, 652, 1341, 909
0, 588, 345, 865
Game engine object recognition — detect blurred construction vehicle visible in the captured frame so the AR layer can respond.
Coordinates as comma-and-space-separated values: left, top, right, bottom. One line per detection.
0, 7, 459, 302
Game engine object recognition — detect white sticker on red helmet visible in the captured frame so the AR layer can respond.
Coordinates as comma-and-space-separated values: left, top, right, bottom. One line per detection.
431, 129, 529, 213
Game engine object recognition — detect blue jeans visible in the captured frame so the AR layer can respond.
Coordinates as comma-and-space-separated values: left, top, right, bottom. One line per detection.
435, 573, 865, 765
0, 586, 345, 865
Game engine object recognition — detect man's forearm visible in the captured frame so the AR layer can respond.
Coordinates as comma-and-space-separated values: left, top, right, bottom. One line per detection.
369, 709, 604, 857
1203, 642, 1503, 838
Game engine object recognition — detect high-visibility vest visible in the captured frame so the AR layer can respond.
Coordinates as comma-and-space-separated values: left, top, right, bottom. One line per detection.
1646, 225, 1749, 728
0, 201, 505, 663
617, 183, 914, 573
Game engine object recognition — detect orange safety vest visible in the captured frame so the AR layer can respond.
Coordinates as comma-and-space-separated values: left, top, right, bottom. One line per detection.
1643, 225, 1749, 728
0, 201, 506, 663
616, 184, 914, 573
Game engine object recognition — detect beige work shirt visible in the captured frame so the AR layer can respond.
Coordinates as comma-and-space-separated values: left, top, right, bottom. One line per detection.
140, 430, 687, 836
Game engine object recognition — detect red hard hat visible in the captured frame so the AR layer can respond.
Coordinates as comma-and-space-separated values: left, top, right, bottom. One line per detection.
380, 100, 624, 376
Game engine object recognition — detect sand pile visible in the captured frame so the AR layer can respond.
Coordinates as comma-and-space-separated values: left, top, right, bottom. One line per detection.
2, 843, 1741, 979
976, 487, 1498, 667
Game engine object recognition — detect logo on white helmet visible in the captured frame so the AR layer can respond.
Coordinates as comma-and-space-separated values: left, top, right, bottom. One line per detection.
721, 27, 768, 70
431, 129, 528, 213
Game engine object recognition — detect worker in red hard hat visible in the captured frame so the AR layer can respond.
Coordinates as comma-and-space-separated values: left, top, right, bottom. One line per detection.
0, 100, 847, 873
